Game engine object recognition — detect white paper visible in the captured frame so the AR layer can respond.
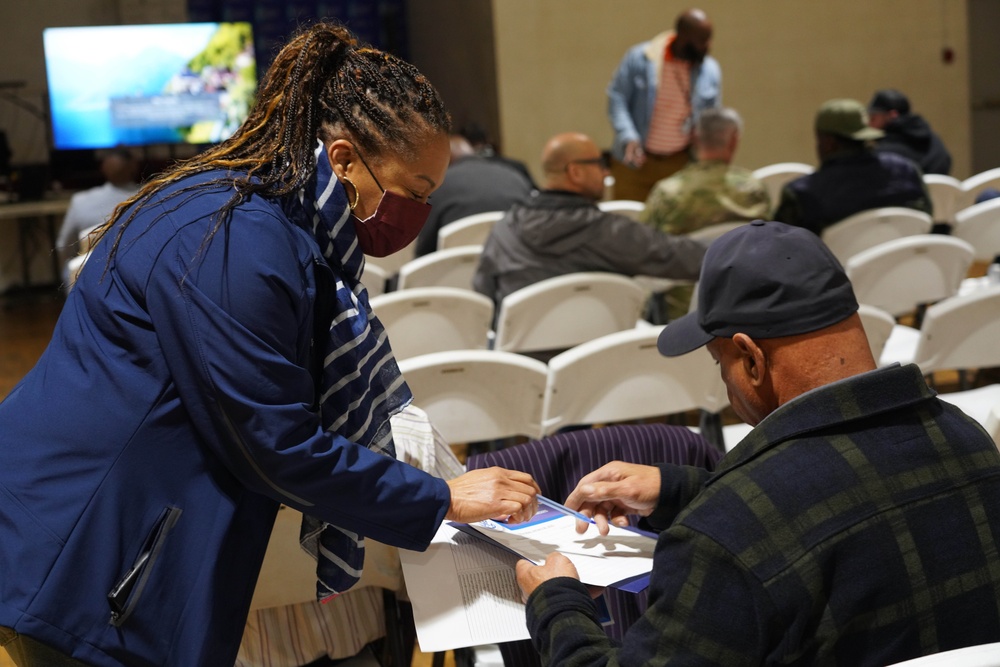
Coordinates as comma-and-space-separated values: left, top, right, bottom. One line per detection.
465, 507, 656, 587
400, 523, 531, 652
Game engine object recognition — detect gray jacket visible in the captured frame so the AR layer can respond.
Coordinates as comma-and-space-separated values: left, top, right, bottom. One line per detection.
473, 190, 707, 304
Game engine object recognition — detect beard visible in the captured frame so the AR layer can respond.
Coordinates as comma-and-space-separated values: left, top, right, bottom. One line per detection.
680, 43, 706, 63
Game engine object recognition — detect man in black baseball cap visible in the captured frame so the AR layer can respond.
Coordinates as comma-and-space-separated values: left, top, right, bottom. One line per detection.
868, 88, 953, 176
515, 219, 1000, 666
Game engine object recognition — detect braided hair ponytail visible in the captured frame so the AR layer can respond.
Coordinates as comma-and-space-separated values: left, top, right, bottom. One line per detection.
101, 21, 450, 260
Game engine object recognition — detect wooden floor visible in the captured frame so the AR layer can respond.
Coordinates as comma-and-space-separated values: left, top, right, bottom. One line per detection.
0, 292, 453, 666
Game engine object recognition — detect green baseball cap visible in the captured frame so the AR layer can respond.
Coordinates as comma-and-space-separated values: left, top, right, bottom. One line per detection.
815, 99, 884, 141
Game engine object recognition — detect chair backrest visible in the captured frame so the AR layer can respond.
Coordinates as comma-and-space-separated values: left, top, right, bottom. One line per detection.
686, 221, 749, 243
910, 286, 1000, 375
821, 207, 934, 264
370, 287, 493, 361
885, 642, 1000, 667
396, 245, 482, 290
845, 235, 975, 317
436, 211, 505, 251
541, 326, 728, 435
923, 174, 963, 224
597, 199, 645, 220
953, 197, 1000, 264
960, 167, 1000, 210
364, 238, 417, 279
493, 272, 647, 354
361, 262, 389, 298
986, 403, 1000, 451
751, 162, 814, 206
397, 350, 548, 443
856, 304, 897, 361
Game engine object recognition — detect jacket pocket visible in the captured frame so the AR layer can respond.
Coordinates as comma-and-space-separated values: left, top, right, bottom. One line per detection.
107, 506, 182, 627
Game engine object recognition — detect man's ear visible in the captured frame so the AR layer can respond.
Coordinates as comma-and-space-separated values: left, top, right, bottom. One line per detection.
325, 139, 355, 178
732, 333, 767, 387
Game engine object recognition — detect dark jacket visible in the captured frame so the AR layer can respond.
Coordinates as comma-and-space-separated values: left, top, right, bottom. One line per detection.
876, 113, 952, 175
472, 189, 707, 305
773, 149, 932, 236
0, 171, 449, 667
527, 364, 1000, 666
415, 155, 534, 257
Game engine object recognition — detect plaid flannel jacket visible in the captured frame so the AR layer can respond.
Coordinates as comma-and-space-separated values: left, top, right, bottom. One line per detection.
527, 364, 1000, 666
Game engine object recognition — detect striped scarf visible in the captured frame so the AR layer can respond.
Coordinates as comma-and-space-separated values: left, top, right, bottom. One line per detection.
286, 143, 412, 601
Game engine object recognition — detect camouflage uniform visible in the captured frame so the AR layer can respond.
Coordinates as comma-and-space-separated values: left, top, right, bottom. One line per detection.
640, 159, 771, 234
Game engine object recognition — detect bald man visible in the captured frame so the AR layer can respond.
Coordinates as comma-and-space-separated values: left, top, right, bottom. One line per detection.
472, 132, 706, 306
607, 8, 722, 202
516, 221, 1000, 666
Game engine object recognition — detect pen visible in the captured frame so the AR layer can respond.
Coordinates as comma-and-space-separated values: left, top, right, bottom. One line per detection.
538, 494, 597, 525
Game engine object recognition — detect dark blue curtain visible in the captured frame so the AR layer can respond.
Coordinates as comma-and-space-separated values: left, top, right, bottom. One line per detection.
186, 0, 409, 76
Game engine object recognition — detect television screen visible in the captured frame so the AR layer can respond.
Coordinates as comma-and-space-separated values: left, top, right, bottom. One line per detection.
43, 22, 256, 150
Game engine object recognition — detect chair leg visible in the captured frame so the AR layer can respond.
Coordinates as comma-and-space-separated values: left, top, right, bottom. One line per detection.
698, 410, 725, 453
382, 589, 412, 667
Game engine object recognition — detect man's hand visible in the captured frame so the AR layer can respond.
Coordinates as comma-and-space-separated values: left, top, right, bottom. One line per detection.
445, 467, 540, 524
565, 461, 661, 535
624, 140, 646, 168
515, 552, 580, 602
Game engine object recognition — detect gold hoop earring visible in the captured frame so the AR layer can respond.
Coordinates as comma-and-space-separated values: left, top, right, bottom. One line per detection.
343, 177, 360, 211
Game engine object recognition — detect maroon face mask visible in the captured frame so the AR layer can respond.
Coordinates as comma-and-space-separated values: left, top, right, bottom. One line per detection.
351, 189, 431, 257
349, 148, 432, 257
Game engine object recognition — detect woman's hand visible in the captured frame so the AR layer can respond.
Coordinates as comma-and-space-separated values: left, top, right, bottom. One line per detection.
445, 467, 540, 524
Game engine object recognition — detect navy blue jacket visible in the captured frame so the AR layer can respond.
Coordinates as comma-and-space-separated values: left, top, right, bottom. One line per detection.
0, 172, 449, 666
773, 150, 932, 236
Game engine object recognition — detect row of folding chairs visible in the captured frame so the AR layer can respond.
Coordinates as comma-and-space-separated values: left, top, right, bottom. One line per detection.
751, 162, 1000, 224
370, 272, 649, 361
396, 326, 731, 449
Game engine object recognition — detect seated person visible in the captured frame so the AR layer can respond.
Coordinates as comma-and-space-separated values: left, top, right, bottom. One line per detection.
56, 148, 140, 278
641, 107, 770, 234
516, 221, 1000, 666
868, 88, 952, 176
414, 134, 534, 257
472, 131, 706, 306
773, 99, 931, 235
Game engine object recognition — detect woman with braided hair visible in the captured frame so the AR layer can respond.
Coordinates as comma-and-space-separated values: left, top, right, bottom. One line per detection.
0, 23, 538, 667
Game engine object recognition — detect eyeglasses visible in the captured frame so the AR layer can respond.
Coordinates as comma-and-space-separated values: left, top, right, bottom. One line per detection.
566, 155, 610, 170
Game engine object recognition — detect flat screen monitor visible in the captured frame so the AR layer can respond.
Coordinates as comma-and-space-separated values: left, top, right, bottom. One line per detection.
43, 22, 257, 150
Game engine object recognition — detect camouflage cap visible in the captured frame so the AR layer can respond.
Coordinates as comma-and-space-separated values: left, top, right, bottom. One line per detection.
815, 99, 884, 141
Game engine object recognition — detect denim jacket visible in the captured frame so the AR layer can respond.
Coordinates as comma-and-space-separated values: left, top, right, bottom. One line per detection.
607, 31, 722, 161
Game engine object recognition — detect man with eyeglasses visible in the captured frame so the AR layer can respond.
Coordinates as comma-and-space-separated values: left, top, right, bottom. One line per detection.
473, 131, 707, 307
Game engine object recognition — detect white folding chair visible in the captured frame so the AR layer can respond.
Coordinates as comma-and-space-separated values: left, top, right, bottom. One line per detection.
856, 304, 897, 362
751, 162, 814, 209
361, 262, 389, 298
398, 350, 548, 443
960, 167, 1000, 210
686, 221, 749, 244
953, 197, 1000, 264
845, 235, 974, 318
395, 245, 481, 290
821, 207, 934, 264
882, 287, 1000, 427
597, 199, 645, 220
923, 174, 963, 224
436, 211, 505, 251
985, 402, 1000, 450
370, 287, 493, 361
492, 272, 648, 354
886, 641, 1000, 667
364, 239, 417, 281
541, 326, 728, 436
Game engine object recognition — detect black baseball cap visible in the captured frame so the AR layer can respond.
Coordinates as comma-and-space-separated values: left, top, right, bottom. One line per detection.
657, 221, 859, 357
868, 89, 911, 115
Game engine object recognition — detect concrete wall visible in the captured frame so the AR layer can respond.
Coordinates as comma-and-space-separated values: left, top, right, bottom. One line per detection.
491, 1, 973, 182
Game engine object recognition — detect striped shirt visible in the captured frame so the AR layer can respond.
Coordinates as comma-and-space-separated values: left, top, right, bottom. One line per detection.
644, 39, 693, 156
